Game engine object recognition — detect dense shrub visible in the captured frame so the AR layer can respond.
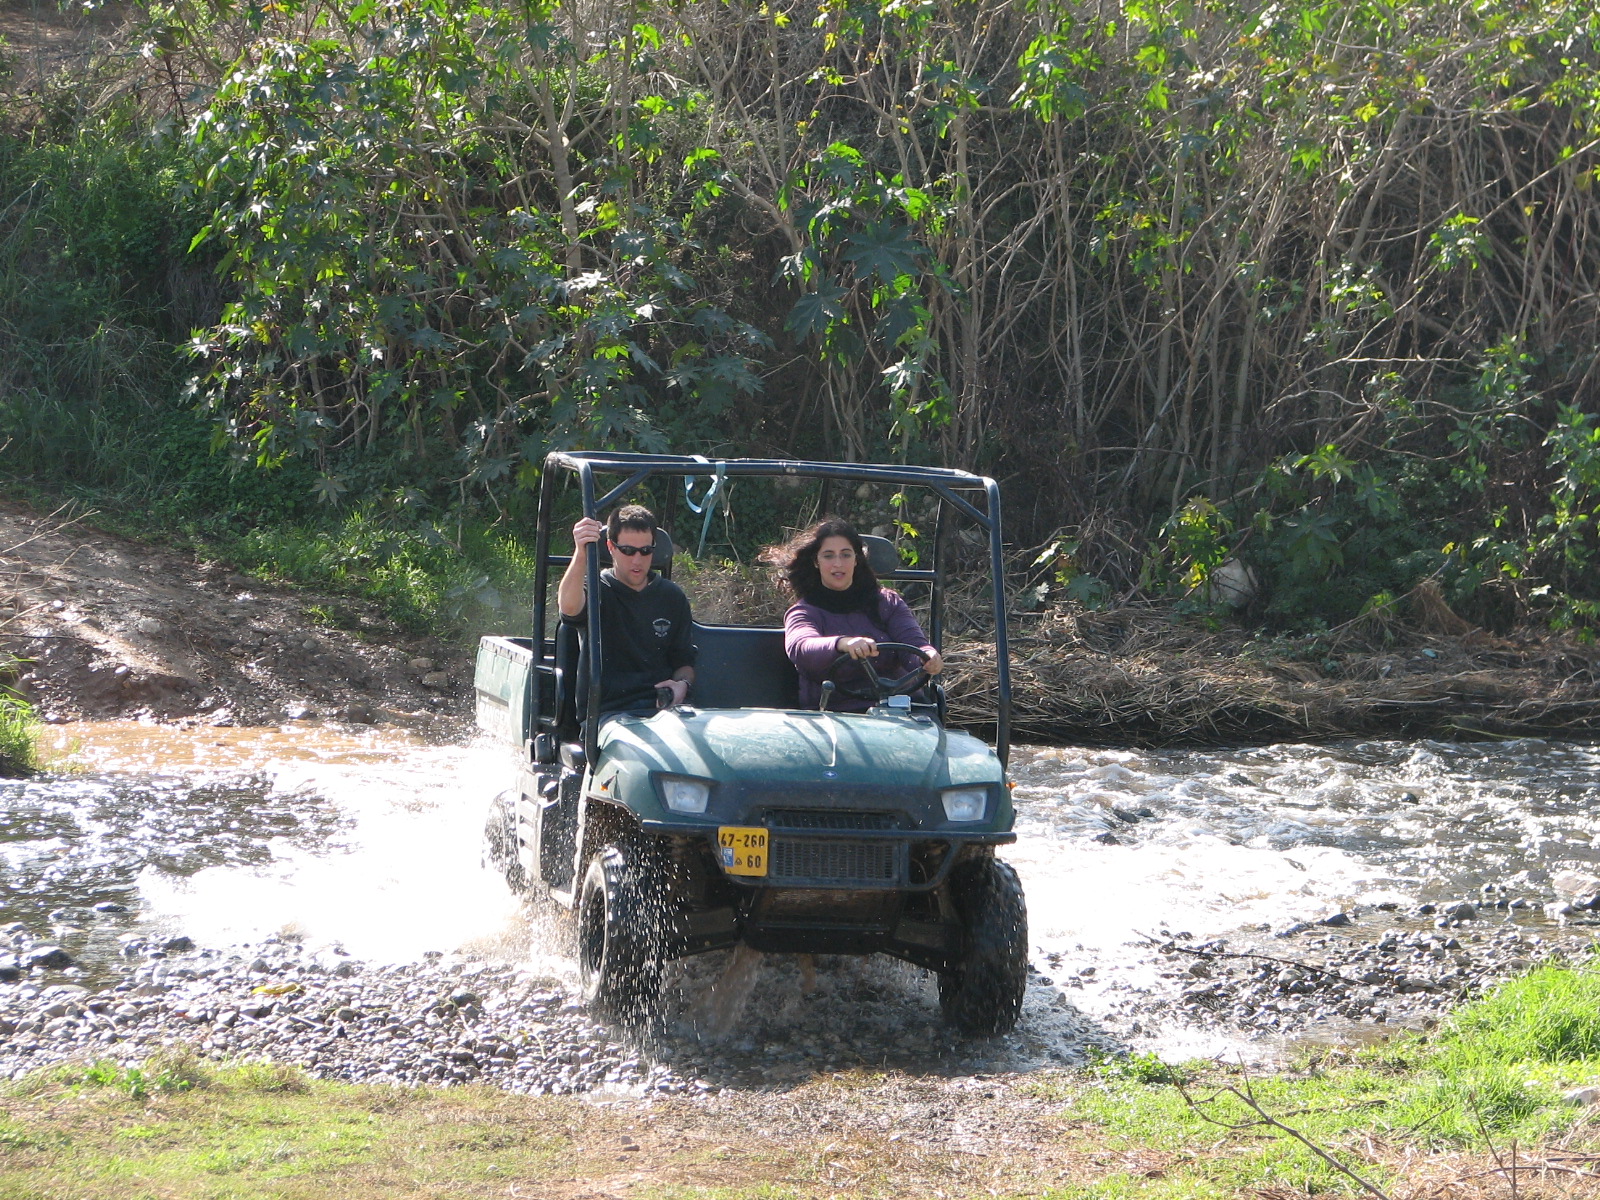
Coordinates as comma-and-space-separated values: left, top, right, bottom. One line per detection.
4, 0, 1600, 631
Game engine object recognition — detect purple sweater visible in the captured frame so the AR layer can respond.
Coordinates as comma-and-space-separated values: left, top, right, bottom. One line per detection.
784, 589, 935, 710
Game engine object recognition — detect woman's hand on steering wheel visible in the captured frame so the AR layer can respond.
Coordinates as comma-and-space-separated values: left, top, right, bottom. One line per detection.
836, 635, 878, 660
820, 641, 936, 704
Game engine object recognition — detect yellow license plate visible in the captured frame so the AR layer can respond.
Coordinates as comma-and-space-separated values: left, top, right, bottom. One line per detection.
717, 826, 769, 877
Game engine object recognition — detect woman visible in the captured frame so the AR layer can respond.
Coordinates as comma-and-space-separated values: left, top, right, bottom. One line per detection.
765, 518, 944, 711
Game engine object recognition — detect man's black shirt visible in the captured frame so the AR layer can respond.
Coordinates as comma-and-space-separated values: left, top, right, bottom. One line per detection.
563, 569, 697, 714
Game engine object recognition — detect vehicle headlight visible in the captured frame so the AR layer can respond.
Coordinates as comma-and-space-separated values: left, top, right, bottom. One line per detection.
941, 786, 988, 822
660, 777, 711, 815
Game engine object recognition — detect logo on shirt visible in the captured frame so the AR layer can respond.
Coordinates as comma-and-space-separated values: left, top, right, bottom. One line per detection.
652, 618, 672, 639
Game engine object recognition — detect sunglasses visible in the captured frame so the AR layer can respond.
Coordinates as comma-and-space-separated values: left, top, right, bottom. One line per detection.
610, 542, 655, 558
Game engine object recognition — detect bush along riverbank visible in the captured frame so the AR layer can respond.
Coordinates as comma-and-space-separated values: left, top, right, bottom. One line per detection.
946, 591, 1600, 746
0, 633, 37, 776
8, 0, 1600, 660
0, 687, 35, 777
6, 960, 1600, 1197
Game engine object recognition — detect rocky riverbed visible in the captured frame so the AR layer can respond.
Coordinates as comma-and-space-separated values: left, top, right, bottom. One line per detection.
0, 916, 1106, 1093
0, 872, 1589, 1093
1089, 897, 1565, 1047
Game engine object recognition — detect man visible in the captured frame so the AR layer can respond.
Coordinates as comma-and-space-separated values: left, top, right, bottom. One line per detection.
558, 504, 696, 716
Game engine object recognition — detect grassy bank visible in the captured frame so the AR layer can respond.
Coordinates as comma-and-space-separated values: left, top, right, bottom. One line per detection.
0, 689, 36, 777
6, 964, 1600, 1198
0, 637, 37, 775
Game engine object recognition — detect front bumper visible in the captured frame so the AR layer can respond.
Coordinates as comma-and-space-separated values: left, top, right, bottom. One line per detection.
640, 816, 1013, 891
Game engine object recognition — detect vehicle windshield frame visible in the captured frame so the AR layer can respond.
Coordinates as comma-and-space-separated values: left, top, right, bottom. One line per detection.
532, 452, 1012, 767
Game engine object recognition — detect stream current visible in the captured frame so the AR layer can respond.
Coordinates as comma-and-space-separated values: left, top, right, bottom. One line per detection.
4, 722, 1599, 1069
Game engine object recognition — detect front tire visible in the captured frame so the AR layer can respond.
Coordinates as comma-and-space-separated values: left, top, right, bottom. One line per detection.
938, 857, 1028, 1036
577, 842, 663, 1022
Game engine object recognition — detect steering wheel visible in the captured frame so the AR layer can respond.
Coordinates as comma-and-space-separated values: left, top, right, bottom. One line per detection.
819, 642, 933, 707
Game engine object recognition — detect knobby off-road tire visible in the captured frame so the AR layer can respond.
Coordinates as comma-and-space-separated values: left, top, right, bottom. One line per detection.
577, 841, 665, 1023
481, 790, 526, 892
938, 856, 1028, 1036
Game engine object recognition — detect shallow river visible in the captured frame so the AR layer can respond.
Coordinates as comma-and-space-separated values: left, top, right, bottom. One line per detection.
4, 722, 1598, 1065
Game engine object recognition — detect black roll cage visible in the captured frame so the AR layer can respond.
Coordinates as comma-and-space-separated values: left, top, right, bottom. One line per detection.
531, 451, 1013, 768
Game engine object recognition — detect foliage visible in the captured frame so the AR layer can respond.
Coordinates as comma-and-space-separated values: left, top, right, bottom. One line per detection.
1037, 961, 1600, 1195
68, 1055, 204, 1102
1436, 962, 1600, 1068
182, 0, 771, 503
210, 507, 539, 635
6, 0, 1600, 633
0, 684, 37, 777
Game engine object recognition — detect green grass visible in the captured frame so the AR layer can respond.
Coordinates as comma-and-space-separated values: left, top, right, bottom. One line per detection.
0, 686, 37, 776
1, 1059, 572, 1200
9, 966, 1600, 1198
204, 506, 540, 638
1024, 961, 1600, 1197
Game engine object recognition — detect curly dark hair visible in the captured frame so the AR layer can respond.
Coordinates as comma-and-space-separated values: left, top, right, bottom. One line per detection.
761, 517, 881, 605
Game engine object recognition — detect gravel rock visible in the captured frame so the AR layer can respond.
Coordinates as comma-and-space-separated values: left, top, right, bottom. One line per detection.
0, 938, 689, 1095
1552, 871, 1600, 906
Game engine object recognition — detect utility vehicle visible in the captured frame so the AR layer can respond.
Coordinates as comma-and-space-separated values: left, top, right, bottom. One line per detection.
474, 453, 1026, 1035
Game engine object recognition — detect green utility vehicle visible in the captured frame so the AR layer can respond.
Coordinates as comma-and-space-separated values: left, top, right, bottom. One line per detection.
474, 453, 1026, 1035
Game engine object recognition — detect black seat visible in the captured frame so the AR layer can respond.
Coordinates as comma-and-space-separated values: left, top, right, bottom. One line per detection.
560, 527, 804, 717
858, 533, 901, 576
691, 624, 799, 709
552, 619, 580, 740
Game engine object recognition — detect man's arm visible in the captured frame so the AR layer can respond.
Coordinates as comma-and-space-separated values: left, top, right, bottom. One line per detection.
654, 663, 695, 707
558, 516, 603, 618
655, 587, 697, 705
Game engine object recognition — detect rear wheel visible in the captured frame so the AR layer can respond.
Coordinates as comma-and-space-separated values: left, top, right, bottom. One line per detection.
938, 857, 1027, 1036
577, 842, 664, 1022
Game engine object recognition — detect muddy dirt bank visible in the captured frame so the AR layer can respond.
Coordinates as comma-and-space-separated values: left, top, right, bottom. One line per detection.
7, 500, 1600, 760
0, 503, 471, 747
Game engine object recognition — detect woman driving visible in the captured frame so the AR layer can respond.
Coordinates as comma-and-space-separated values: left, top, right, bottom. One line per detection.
764, 518, 944, 712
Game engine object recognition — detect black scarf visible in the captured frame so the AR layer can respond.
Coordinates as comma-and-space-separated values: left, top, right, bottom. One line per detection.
804, 578, 882, 616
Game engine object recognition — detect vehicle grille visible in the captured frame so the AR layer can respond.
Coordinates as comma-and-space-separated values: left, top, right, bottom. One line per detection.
770, 838, 899, 884
764, 809, 897, 831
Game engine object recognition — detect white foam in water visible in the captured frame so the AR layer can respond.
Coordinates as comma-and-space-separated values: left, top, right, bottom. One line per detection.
26, 725, 1600, 1067
134, 734, 532, 965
